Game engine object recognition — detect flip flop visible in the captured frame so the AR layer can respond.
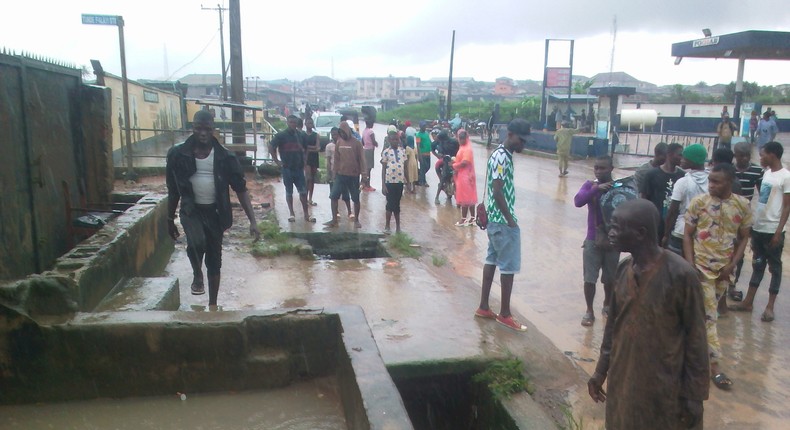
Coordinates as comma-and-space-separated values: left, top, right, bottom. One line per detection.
761, 310, 775, 322
306, 217, 316, 223
712, 373, 733, 390
309, 201, 318, 206
323, 220, 338, 227
581, 313, 595, 327
287, 216, 296, 223
728, 289, 744, 302
190, 282, 205, 295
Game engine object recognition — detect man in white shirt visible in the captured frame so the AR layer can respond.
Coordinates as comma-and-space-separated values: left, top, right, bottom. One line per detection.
731, 141, 790, 322
663, 144, 709, 256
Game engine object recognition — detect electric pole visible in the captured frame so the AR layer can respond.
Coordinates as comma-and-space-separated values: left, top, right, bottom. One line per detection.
202, 3, 228, 100
447, 30, 455, 121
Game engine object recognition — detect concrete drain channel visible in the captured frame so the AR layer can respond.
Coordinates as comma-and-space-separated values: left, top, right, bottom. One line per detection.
287, 232, 391, 260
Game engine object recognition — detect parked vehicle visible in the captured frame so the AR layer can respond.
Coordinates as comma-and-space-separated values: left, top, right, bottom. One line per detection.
312, 112, 342, 150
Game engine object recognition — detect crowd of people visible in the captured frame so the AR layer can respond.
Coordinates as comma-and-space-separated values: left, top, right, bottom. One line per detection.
167, 108, 787, 428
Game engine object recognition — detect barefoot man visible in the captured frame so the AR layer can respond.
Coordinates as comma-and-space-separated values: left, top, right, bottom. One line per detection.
588, 199, 709, 429
325, 120, 366, 228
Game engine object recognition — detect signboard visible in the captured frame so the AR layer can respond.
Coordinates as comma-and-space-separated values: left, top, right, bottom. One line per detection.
692, 36, 719, 48
546, 67, 571, 88
81, 14, 119, 26
143, 90, 159, 103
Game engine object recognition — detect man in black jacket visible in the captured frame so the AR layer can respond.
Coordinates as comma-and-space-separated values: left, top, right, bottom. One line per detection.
166, 110, 260, 307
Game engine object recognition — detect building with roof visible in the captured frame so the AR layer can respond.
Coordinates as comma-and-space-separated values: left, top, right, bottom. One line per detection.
179, 73, 223, 98
356, 76, 420, 99
302, 75, 340, 92
397, 87, 438, 103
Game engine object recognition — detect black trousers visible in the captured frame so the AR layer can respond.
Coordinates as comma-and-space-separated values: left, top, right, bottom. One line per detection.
181, 204, 223, 277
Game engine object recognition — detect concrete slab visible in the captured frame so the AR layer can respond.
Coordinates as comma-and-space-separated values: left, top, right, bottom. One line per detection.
93, 277, 180, 312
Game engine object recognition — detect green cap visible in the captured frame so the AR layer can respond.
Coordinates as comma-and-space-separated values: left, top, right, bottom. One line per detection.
682, 144, 708, 165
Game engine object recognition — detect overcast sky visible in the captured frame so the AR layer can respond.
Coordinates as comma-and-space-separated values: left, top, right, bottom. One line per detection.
2, 0, 790, 87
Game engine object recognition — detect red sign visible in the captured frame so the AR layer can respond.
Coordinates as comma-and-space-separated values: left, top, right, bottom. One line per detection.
546, 67, 571, 88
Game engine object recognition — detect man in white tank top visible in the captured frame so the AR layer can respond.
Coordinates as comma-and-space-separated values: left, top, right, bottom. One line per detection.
166, 110, 260, 307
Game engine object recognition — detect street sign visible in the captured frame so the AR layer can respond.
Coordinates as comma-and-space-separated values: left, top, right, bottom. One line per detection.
81, 14, 119, 26
546, 67, 571, 88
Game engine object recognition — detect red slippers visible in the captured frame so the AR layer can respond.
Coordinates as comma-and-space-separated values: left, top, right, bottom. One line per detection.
496, 315, 527, 332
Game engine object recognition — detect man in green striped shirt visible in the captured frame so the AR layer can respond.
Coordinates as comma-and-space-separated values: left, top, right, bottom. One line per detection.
475, 119, 530, 332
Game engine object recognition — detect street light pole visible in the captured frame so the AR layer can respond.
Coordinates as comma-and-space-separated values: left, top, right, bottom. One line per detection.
202, 4, 228, 101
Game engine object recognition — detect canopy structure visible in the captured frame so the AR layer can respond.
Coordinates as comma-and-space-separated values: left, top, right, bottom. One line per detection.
671, 30, 790, 123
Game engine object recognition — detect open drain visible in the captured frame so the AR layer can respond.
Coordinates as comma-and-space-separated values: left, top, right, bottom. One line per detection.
287, 233, 391, 260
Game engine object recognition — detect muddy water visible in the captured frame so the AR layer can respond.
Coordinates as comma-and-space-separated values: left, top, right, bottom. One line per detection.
0, 377, 346, 430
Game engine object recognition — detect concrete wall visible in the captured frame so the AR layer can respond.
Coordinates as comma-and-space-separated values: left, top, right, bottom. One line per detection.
0, 53, 114, 280
102, 74, 183, 155
0, 306, 414, 429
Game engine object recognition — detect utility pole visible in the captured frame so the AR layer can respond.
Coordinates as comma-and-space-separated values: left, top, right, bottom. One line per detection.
228, 0, 245, 151
202, 3, 228, 101
446, 30, 455, 121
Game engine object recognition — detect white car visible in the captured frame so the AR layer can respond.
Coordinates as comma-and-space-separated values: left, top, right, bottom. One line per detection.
312, 112, 342, 150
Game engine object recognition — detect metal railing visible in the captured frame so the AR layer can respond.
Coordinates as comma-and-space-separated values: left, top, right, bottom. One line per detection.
615, 131, 717, 157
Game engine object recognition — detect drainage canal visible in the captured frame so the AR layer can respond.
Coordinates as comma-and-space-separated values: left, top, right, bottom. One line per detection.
288, 233, 391, 260
392, 368, 520, 430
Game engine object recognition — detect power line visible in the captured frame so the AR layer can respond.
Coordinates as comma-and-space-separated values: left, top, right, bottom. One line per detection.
167, 29, 219, 80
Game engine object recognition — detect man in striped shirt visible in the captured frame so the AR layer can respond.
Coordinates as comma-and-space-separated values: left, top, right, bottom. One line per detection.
726, 142, 764, 304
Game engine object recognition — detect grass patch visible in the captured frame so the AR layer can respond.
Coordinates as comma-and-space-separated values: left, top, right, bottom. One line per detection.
432, 254, 447, 267
250, 214, 313, 259
387, 232, 422, 258
472, 358, 532, 399
560, 405, 597, 430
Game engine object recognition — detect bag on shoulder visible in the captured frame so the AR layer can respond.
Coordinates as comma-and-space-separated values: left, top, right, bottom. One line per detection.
594, 223, 613, 250
476, 203, 488, 230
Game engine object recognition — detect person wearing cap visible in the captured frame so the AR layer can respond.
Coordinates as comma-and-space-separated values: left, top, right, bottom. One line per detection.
664, 144, 709, 255
380, 127, 408, 234
554, 120, 581, 177
361, 120, 378, 192
716, 114, 738, 150
475, 119, 529, 332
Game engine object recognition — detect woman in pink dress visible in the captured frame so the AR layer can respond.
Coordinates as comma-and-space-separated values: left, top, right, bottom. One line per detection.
452, 129, 478, 226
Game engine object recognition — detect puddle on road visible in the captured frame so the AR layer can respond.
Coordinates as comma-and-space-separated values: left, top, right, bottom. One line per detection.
0, 377, 346, 430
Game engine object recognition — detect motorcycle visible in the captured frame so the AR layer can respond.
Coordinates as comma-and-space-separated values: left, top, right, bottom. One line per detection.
436, 154, 455, 204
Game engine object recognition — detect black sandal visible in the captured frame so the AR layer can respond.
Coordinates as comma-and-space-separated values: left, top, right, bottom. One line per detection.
712, 373, 733, 390
728, 289, 743, 302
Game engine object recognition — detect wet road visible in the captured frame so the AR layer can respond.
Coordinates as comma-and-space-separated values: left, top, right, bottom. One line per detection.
166, 123, 790, 428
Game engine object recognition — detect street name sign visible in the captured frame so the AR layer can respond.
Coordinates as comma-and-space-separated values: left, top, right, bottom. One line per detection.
81, 14, 119, 26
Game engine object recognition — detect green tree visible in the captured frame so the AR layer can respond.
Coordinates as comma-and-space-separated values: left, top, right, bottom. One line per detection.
572, 80, 593, 95
723, 81, 761, 101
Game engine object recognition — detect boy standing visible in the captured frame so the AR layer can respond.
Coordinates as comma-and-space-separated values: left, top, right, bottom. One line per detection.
731, 142, 790, 322
574, 156, 620, 326
381, 127, 408, 234
683, 163, 752, 390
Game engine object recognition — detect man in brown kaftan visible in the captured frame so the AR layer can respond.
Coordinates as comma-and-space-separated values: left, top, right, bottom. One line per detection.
588, 199, 709, 429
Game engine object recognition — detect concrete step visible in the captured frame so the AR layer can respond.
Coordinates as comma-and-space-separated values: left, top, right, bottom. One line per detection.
93, 277, 180, 312
245, 348, 292, 389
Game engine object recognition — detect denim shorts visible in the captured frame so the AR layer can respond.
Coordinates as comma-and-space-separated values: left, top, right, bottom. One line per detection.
330, 174, 360, 203
485, 222, 521, 274
582, 240, 620, 285
281, 166, 307, 197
